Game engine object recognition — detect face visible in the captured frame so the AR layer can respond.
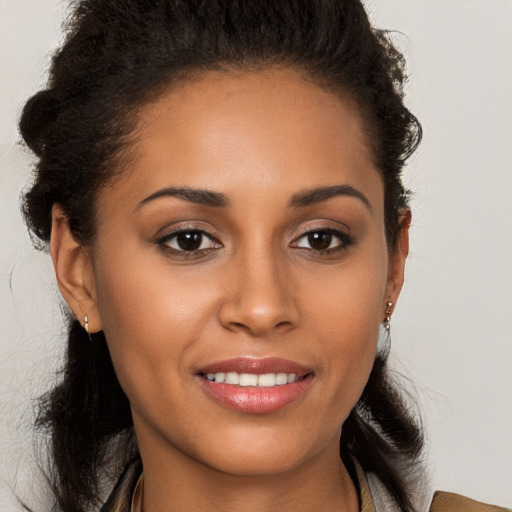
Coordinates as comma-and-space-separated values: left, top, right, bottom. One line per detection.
63, 69, 407, 477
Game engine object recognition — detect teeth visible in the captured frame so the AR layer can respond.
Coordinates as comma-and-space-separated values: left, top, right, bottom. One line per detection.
204, 371, 300, 387
275, 373, 288, 385
224, 372, 239, 385
257, 373, 275, 387
239, 373, 258, 386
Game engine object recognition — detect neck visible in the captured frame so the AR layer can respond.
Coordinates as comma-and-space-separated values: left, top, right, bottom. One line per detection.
136, 434, 359, 512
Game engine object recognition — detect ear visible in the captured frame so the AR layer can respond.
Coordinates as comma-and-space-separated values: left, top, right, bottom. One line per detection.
50, 205, 102, 333
383, 209, 411, 313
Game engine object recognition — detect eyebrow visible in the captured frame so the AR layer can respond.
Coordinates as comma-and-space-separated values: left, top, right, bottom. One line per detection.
136, 184, 370, 212
136, 187, 230, 210
288, 185, 371, 211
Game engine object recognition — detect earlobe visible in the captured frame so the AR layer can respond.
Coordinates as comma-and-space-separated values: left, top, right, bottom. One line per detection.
50, 205, 102, 333
384, 209, 411, 308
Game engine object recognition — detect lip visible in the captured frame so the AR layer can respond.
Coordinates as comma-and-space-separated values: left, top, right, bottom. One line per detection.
197, 357, 314, 414
198, 357, 312, 377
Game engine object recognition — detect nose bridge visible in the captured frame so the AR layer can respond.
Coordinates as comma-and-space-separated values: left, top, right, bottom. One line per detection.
219, 238, 298, 335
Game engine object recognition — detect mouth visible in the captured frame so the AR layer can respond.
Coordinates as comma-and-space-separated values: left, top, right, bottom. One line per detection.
196, 357, 314, 413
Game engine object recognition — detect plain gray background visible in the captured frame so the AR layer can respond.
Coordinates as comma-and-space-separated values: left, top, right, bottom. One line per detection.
1, 0, 511, 510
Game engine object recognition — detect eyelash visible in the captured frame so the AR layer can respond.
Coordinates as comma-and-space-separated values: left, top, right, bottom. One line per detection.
155, 227, 352, 257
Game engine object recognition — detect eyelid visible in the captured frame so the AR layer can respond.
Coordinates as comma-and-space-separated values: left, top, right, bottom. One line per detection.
154, 220, 218, 241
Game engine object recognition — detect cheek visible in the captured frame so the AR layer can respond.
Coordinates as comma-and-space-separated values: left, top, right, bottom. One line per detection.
306, 242, 388, 342
302, 245, 388, 416
91, 239, 216, 400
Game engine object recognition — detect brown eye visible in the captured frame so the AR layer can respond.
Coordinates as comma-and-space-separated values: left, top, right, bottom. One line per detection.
176, 231, 203, 251
307, 232, 332, 251
158, 229, 222, 253
291, 228, 352, 253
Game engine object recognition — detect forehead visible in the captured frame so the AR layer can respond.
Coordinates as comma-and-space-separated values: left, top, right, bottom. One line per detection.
99, 68, 383, 214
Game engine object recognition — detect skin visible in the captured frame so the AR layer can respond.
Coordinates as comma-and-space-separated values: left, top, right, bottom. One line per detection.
51, 68, 410, 511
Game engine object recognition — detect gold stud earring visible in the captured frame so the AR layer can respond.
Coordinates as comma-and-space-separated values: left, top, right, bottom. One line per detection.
384, 302, 393, 332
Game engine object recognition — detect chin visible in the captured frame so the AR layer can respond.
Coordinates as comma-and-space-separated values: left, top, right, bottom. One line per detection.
206, 449, 308, 477
190, 424, 334, 477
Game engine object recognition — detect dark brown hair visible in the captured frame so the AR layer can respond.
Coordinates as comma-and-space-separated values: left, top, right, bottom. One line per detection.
20, 1, 423, 511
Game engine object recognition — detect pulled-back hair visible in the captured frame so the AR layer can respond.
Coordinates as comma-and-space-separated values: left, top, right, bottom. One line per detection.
20, 1, 423, 511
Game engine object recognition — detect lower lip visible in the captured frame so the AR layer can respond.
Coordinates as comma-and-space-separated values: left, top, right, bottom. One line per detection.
199, 375, 314, 414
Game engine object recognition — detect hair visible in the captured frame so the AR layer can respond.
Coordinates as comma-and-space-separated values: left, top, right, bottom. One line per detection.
20, 1, 423, 511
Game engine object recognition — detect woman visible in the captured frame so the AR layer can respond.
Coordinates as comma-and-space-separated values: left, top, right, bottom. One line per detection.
16, 1, 509, 511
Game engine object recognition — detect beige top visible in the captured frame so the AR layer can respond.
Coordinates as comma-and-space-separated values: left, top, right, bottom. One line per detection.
101, 458, 510, 512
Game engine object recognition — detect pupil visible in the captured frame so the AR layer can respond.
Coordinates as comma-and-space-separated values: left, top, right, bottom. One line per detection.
308, 232, 332, 250
177, 231, 202, 251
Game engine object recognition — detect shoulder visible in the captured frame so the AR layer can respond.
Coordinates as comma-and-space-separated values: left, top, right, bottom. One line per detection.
430, 491, 511, 512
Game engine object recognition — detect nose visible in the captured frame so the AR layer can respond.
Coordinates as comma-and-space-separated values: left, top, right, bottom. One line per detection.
218, 250, 299, 337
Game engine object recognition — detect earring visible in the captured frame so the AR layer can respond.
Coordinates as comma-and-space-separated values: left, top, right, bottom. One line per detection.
384, 301, 393, 332
84, 315, 92, 342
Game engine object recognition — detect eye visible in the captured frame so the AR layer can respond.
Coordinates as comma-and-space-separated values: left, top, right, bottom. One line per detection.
157, 229, 222, 253
291, 228, 352, 253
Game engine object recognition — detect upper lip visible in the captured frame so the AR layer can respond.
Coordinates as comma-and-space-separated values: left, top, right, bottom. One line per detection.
197, 357, 313, 377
